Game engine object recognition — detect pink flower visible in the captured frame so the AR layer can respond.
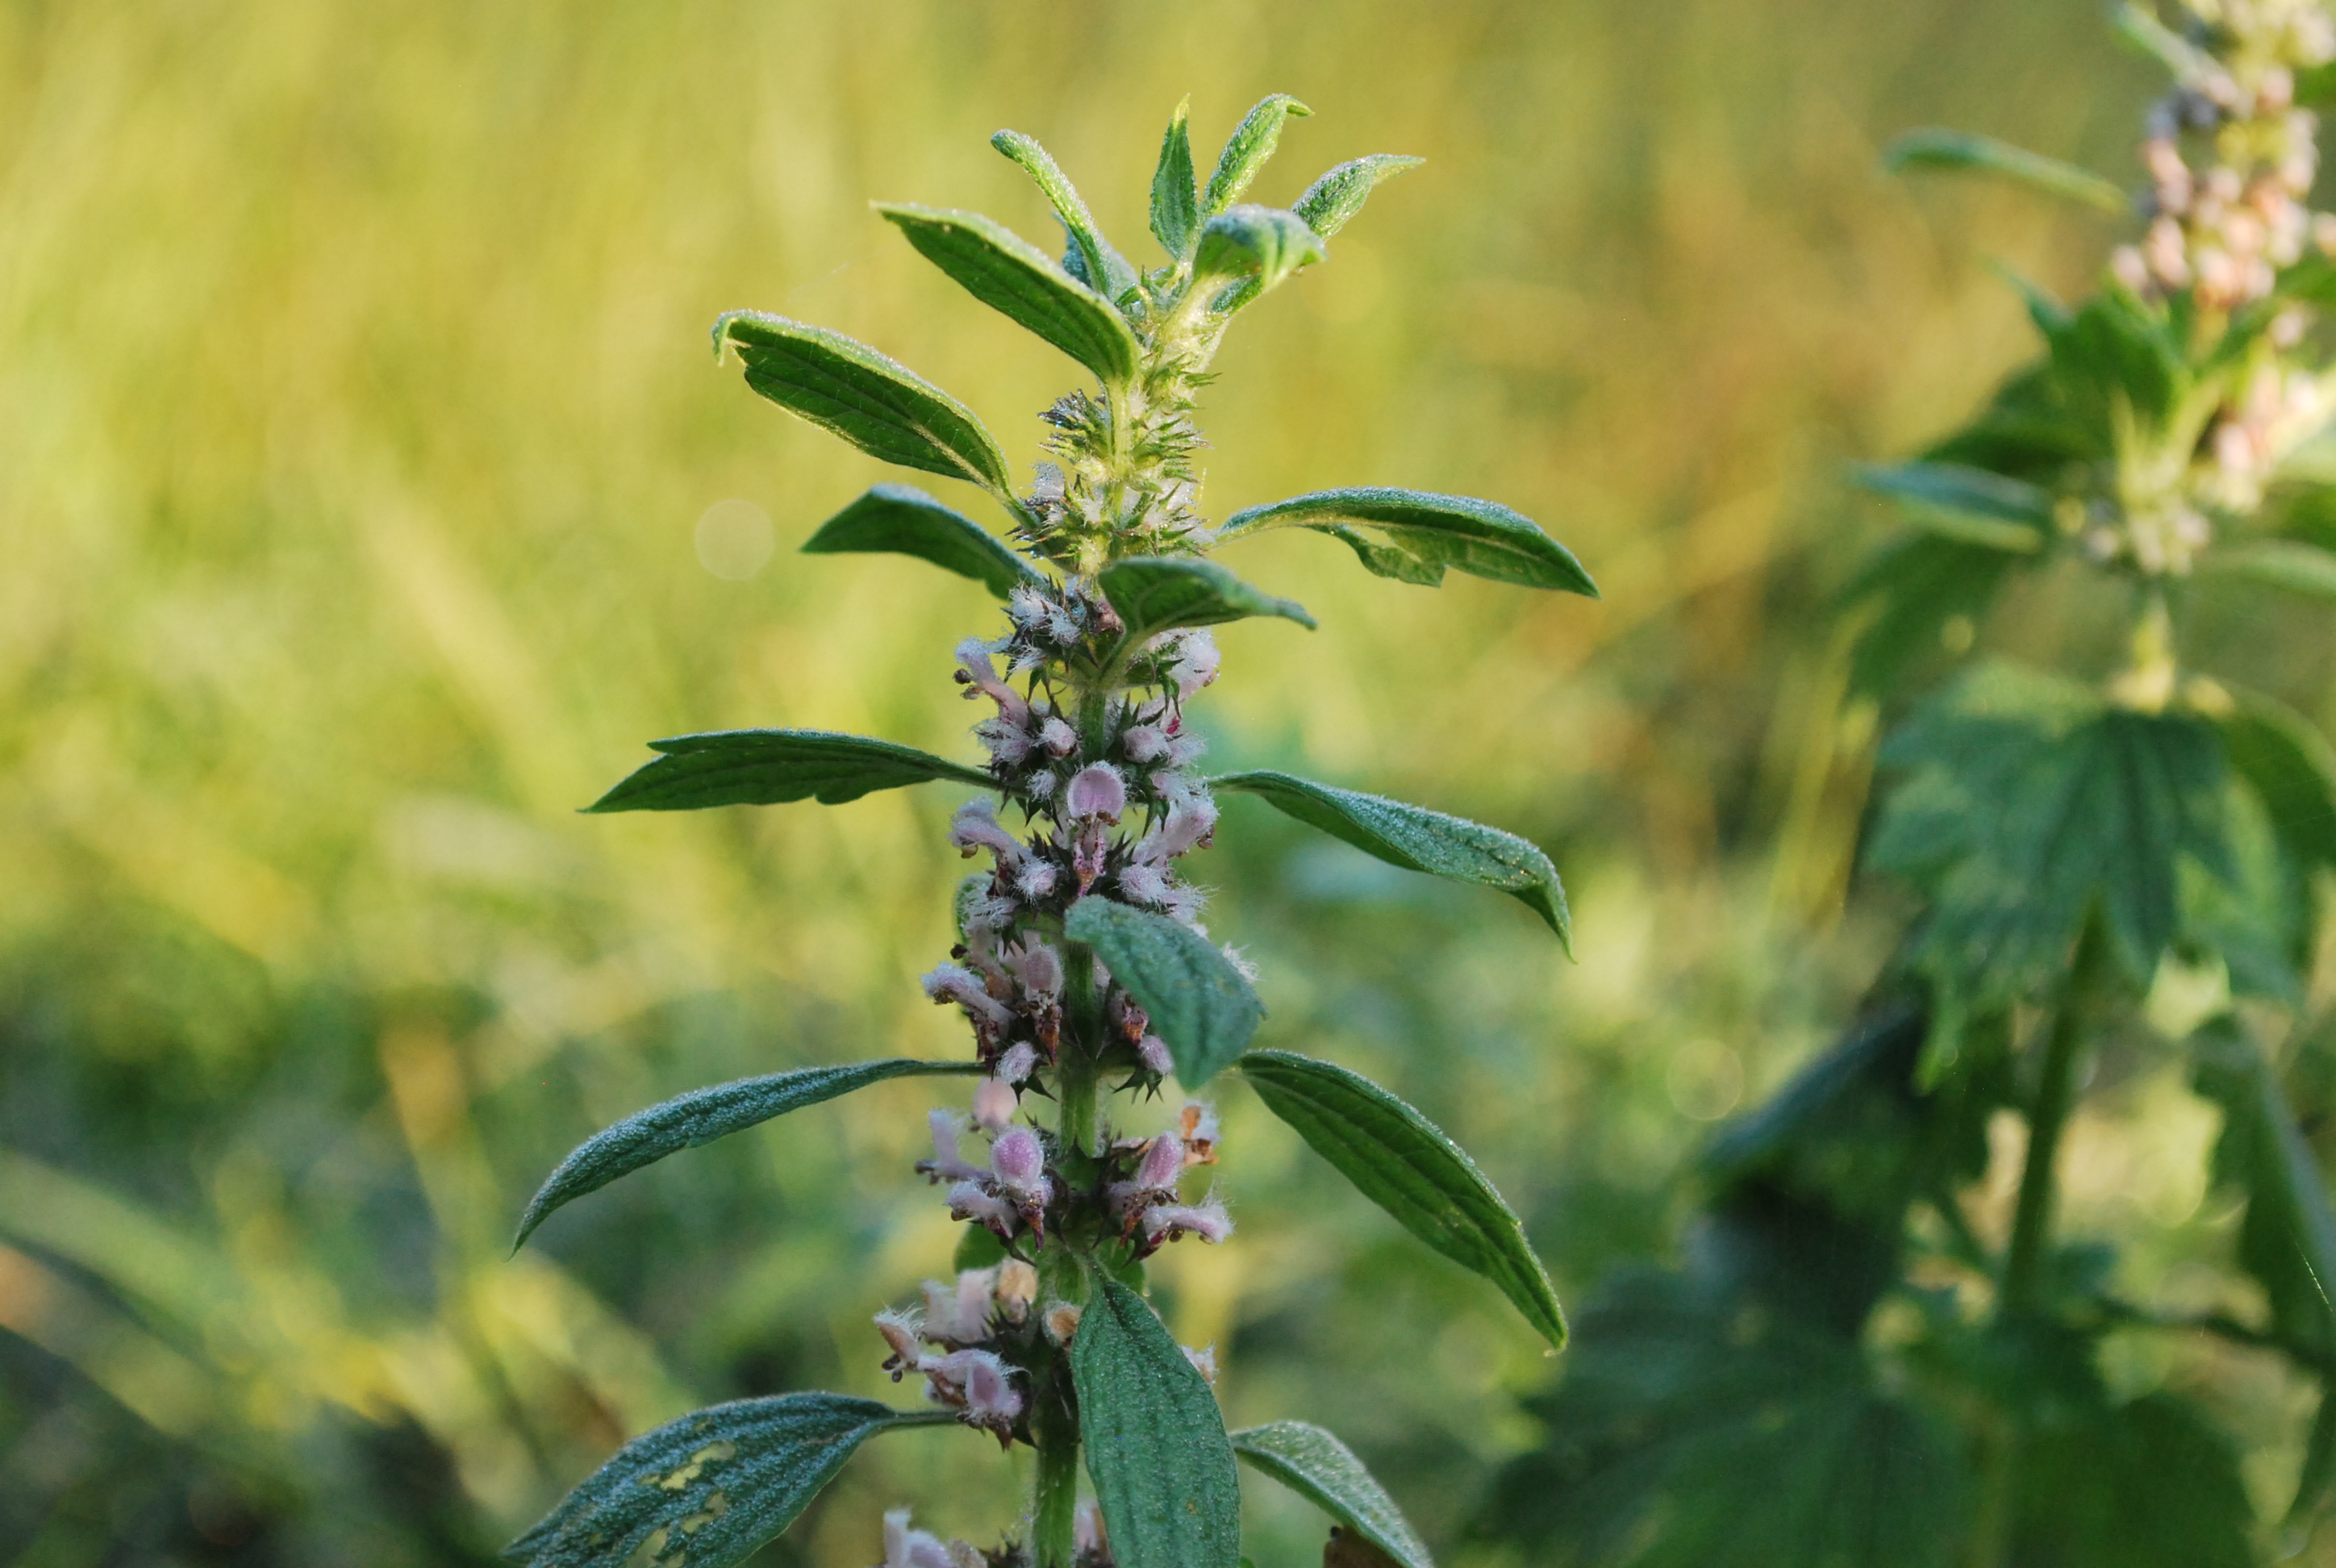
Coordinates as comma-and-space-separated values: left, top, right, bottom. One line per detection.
1182, 1344, 1220, 1385
972, 1075, 1018, 1132
996, 1041, 1040, 1085
990, 1128, 1051, 1205
949, 800, 1022, 864
1180, 1100, 1221, 1163
1006, 940, 1064, 997
928, 1347, 1023, 1431
1015, 860, 1059, 899
1065, 763, 1127, 822
1170, 631, 1220, 697
955, 637, 1030, 724
1137, 1034, 1174, 1075
1039, 717, 1078, 756
874, 1308, 927, 1378
1117, 861, 1171, 906
1109, 1133, 1185, 1214
921, 964, 1013, 1029
920, 1111, 989, 1184
1143, 1197, 1233, 1245
922, 1268, 995, 1345
882, 1511, 984, 1568
1121, 724, 1168, 762
948, 1181, 1018, 1235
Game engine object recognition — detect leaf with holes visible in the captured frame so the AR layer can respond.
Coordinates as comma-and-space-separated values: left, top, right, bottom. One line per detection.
1237, 1051, 1565, 1348
505, 1395, 947, 1568
589, 729, 994, 813
803, 485, 1041, 598
1066, 899, 1262, 1085
1101, 557, 1316, 646
513, 1058, 984, 1250
1218, 487, 1596, 595
1293, 155, 1425, 240
714, 313, 1016, 496
877, 204, 1140, 384
1212, 770, 1568, 949
1074, 1279, 1243, 1568
1883, 128, 2129, 212
1231, 1422, 1432, 1568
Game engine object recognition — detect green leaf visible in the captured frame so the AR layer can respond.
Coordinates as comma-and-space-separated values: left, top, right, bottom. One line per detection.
1229, 1422, 1432, 1568
1191, 206, 1326, 306
2012, 1391, 2255, 1568
2203, 538, 2336, 602
1883, 128, 2129, 213
1150, 98, 1200, 260
803, 484, 1042, 598
876, 203, 1141, 385
513, 1058, 983, 1250
1100, 557, 1317, 647
713, 312, 1016, 496
2215, 691, 2336, 873
1236, 1050, 1566, 1349
1074, 1278, 1242, 1568
1292, 155, 1425, 240
1210, 770, 1569, 949
589, 729, 995, 813
1217, 487, 1597, 596
1203, 94, 1311, 216
991, 129, 1137, 302
505, 1394, 945, 1568
1839, 532, 2021, 697
1851, 461, 2051, 552
2192, 1019, 2336, 1367
1065, 899, 1263, 1085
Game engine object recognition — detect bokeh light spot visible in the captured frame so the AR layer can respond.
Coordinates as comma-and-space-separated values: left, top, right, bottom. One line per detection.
695, 498, 775, 580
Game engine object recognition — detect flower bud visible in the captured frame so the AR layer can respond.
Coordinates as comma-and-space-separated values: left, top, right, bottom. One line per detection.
1040, 717, 1078, 756
991, 1127, 1051, 1203
972, 1075, 1019, 1132
1043, 1301, 1083, 1343
995, 1259, 1038, 1320
1138, 1034, 1174, 1076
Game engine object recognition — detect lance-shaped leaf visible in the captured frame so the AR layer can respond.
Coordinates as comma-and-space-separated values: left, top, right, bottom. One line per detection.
2215, 691, 2336, 874
1100, 557, 1317, 647
1066, 898, 1263, 1085
802, 484, 1042, 599
590, 729, 994, 813
991, 129, 1138, 302
1074, 1279, 1243, 1568
1883, 128, 2129, 213
714, 312, 1016, 496
1230, 1422, 1433, 1568
1192, 206, 1325, 308
1151, 97, 1200, 259
2193, 1018, 2336, 1367
1212, 770, 1569, 949
513, 1058, 983, 1250
1293, 154, 1425, 240
505, 1394, 948, 1568
2203, 539, 2336, 603
1237, 1050, 1566, 1349
876, 204, 1141, 385
1852, 461, 2052, 552
1203, 94, 1311, 216
1219, 487, 1597, 596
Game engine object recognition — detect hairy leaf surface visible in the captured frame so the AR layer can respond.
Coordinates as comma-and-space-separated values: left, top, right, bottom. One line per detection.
505, 1395, 944, 1568
877, 204, 1140, 383
1074, 1280, 1242, 1568
1230, 1422, 1432, 1568
803, 484, 1041, 598
1150, 98, 1200, 259
1293, 155, 1425, 240
1237, 1051, 1564, 1348
1066, 899, 1263, 1085
590, 729, 994, 813
1100, 557, 1316, 645
1192, 206, 1325, 306
1212, 770, 1568, 947
713, 313, 1015, 494
1202, 94, 1311, 216
514, 1059, 983, 1249
1217, 488, 1596, 595
991, 130, 1137, 302
1883, 128, 2130, 211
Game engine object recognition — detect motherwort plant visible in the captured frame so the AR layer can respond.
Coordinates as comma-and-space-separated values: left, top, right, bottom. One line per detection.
505, 98, 1592, 1568
1485, 5, 2336, 1566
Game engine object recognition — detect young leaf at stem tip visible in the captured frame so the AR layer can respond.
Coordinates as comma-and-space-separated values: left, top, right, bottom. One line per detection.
876, 203, 1141, 385
803, 484, 1044, 599
1065, 898, 1263, 1085
1099, 557, 1316, 647
1151, 97, 1200, 260
1211, 770, 1570, 949
1229, 1422, 1435, 1568
589, 729, 995, 813
1203, 94, 1312, 217
512, 1058, 986, 1251
991, 129, 1138, 303
1293, 155, 1425, 240
1073, 1279, 1244, 1568
713, 312, 1018, 498
503, 1394, 954, 1568
1217, 487, 1597, 595
1236, 1050, 1566, 1349
1852, 461, 2051, 553
1192, 206, 1326, 308
1883, 128, 2130, 213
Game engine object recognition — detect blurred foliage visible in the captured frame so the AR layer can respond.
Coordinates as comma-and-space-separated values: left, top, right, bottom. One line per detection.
11, 0, 2329, 1564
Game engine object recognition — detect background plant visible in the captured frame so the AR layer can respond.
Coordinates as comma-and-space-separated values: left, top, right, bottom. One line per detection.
1480, 3, 2336, 1566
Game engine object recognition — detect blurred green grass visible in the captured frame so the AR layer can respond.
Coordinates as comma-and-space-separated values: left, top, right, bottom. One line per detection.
2, 0, 2283, 1562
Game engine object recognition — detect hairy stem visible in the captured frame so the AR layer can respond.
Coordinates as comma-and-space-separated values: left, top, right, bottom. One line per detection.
1032, 1418, 1082, 1568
